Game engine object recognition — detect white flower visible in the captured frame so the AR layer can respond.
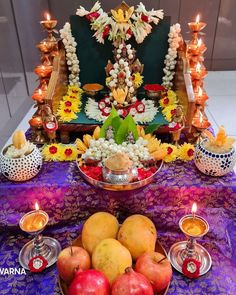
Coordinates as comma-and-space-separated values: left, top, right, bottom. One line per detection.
128, 54, 133, 59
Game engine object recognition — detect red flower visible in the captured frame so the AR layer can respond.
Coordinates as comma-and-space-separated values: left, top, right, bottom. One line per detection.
49, 146, 57, 154
126, 28, 133, 36
102, 25, 110, 39
182, 258, 201, 279
187, 149, 194, 157
65, 148, 73, 156
64, 109, 71, 113
65, 101, 72, 107
141, 13, 149, 23
163, 97, 169, 105
28, 255, 48, 273
86, 11, 100, 21
167, 147, 173, 154
171, 109, 177, 115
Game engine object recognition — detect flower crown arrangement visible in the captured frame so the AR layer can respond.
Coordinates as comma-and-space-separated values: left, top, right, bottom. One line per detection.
76, 1, 164, 44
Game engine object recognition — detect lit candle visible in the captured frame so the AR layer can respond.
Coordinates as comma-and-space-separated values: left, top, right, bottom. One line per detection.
191, 202, 197, 219
32, 88, 46, 102
20, 202, 48, 233
195, 86, 208, 105
196, 62, 201, 73
34, 64, 52, 78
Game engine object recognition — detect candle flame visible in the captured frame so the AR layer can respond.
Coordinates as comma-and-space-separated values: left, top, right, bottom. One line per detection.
42, 65, 45, 70
198, 86, 203, 96
192, 202, 197, 214
196, 14, 200, 23
35, 202, 39, 210
196, 62, 201, 73
38, 89, 42, 95
45, 13, 51, 21
197, 38, 202, 47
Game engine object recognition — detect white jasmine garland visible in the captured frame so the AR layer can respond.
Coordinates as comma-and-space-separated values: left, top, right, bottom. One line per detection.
60, 22, 80, 86
85, 98, 158, 124
162, 23, 181, 89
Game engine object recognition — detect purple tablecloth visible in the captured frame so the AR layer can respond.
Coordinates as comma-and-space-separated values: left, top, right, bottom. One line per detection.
0, 160, 236, 295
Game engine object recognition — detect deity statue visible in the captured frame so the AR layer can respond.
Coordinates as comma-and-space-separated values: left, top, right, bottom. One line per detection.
41, 104, 58, 143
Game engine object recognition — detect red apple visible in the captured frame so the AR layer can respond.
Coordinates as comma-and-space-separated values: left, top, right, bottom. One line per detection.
57, 246, 91, 284
135, 252, 172, 293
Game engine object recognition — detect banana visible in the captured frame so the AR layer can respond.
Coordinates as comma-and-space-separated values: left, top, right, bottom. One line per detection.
111, 6, 134, 23
137, 125, 145, 138
112, 87, 128, 104
76, 138, 87, 152
93, 126, 101, 140
83, 134, 92, 148
151, 149, 167, 161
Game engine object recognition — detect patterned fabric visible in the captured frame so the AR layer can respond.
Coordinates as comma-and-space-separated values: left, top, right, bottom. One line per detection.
0, 161, 236, 295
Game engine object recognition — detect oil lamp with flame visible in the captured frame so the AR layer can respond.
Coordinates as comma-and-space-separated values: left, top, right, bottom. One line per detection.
19, 202, 61, 270
40, 13, 58, 42
168, 203, 212, 276
188, 14, 206, 33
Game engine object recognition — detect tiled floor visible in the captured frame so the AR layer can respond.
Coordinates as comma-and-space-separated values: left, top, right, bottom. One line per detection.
3, 71, 236, 171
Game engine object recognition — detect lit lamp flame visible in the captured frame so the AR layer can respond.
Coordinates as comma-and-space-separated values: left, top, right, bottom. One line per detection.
42, 65, 45, 70
198, 86, 203, 97
196, 62, 201, 73
191, 202, 197, 219
45, 13, 51, 21
35, 202, 40, 211
38, 89, 42, 95
197, 38, 202, 47
196, 14, 200, 24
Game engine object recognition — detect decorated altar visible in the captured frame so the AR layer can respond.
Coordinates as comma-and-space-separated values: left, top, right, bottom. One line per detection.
0, 1, 236, 295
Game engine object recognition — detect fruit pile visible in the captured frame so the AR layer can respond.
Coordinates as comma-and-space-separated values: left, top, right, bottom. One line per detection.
57, 212, 172, 295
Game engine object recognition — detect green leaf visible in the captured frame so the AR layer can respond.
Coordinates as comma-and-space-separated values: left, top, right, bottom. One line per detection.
100, 105, 119, 138
115, 114, 138, 144
111, 116, 122, 134
145, 124, 161, 135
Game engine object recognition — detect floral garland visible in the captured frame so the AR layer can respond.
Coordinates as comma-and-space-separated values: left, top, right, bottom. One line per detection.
76, 1, 164, 44
42, 143, 78, 161
60, 23, 81, 86
56, 85, 82, 122
162, 23, 181, 88
160, 90, 178, 122
85, 98, 158, 124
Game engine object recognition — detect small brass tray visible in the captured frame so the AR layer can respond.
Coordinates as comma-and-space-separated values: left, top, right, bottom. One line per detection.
77, 161, 163, 191
58, 235, 170, 295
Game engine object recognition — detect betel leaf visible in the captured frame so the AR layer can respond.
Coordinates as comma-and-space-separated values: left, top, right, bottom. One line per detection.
145, 124, 161, 134
111, 116, 122, 134
115, 114, 139, 144
100, 105, 119, 138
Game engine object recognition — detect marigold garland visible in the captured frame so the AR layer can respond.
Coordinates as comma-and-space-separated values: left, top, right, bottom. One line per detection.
57, 85, 82, 123
41, 143, 78, 161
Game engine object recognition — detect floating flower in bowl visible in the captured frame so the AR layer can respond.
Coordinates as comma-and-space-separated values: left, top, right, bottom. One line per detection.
194, 126, 236, 176
0, 130, 42, 181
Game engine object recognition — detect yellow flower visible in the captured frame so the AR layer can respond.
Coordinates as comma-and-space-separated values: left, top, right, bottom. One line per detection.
178, 143, 195, 162
159, 91, 177, 108
137, 125, 145, 138
162, 105, 177, 122
59, 100, 80, 113
106, 76, 112, 86
57, 108, 77, 122
161, 143, 178, 162
133, 72, 143, 88
60, 145, 78, 161
42, 144, 62, 161
67, 85, 83, 96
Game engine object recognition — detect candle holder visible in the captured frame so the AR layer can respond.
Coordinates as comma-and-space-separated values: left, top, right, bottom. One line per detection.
19, 209, 61, 270
168, 214, 212, 276
192, 106, 211, 143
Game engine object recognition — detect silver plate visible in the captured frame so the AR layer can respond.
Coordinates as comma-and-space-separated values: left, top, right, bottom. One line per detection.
77, 160, 163, 191
19, 237, 61, 270
168, 241, 212, 276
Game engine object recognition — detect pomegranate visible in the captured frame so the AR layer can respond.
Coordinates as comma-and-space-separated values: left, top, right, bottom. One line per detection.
68, 269, 110, 295
111, 267, 154, 295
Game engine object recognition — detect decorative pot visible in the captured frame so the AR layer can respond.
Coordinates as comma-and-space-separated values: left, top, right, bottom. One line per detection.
194, 139, 236, 176
0, 145, 42, 181
102, 166, 138, 184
